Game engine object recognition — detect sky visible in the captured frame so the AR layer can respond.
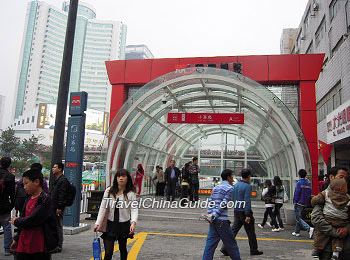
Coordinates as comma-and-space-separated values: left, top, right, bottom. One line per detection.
0, 0, 308, 129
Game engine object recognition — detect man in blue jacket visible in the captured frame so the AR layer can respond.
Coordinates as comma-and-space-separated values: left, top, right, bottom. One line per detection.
292, 169, 314, 238
221, 168, 263, 256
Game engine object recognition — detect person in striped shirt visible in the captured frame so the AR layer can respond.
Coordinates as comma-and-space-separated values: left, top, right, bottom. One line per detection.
202, 169, 241, 260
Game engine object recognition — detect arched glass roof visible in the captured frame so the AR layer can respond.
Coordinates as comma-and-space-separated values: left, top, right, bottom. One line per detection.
102, 67, 312, 194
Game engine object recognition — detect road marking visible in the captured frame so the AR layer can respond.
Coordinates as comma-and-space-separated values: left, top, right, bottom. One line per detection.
89, 231, 312, 259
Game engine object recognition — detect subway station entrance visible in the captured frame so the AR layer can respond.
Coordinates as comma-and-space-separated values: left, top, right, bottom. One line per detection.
103, 54, 325, 198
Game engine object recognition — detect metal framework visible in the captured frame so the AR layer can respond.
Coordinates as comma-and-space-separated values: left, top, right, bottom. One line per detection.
103, 68, 311, 197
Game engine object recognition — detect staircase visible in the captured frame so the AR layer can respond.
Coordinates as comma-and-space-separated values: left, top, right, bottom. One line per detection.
137, 196, 286, 224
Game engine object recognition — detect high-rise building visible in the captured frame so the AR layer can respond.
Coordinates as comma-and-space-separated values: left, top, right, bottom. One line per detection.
283, 0, 350, 170
13, 1, 127, 119
125, 44, 154, 60
0, 95, 5, 129
280, 28, 298, 54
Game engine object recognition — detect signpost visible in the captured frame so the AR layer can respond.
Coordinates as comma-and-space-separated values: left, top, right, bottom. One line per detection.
64, 92, 88, 227
167, 113, 244, 124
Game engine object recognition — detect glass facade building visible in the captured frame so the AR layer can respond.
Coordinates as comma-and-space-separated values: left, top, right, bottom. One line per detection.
13, 1, 127, 119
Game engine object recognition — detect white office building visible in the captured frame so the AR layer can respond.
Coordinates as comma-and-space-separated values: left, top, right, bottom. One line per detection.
13, 1, 127, 120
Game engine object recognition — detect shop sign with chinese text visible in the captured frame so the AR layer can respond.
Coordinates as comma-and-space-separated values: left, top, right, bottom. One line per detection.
327, 99, 350, 144
167, 113, 244, 124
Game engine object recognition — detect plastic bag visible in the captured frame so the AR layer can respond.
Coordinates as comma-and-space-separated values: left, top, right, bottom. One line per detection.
92, 232, 102, 260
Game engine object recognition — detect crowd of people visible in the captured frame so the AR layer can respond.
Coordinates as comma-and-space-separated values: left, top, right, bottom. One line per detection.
0, 157, 73, 259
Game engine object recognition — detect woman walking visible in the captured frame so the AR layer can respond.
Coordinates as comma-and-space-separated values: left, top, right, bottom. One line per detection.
134, 164, 144, 195
180, 163, 190, 206
258, 180, 280, 232
273, 176, 285, 231
94, 169, 138, 260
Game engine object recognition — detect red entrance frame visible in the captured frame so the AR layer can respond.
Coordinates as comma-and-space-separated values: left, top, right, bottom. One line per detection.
105, 54, 325, 195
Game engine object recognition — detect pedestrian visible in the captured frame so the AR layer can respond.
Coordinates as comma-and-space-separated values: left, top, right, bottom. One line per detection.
189, 157, 200, 202
152, 166, 165, 196
15, 163, 49, 213
134, 164, 144, 195
202, 169, 241, 260
272, 176, 285, 231
49, 162, 69, 253
311, 167, 350, 260
220, 169, 263, 256
180, 163, 190, 206
292, 169, 314, 238
258, 180, 279, 231
164, 160, 180, 201
0, 157, 15, 256
93, 169, 138, 260
311, 178, 350, 259
9, 169, 58, 260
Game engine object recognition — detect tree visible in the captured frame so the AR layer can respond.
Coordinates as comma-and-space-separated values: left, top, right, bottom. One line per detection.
22, 135, 40, 160
0, 128, 20, 157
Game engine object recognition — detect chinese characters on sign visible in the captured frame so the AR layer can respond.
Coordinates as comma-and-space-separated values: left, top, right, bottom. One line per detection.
326, 100, 350, 144
167, 113, 244, 124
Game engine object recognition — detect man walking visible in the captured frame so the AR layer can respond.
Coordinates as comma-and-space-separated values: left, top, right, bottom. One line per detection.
153, 166, 165, 196
0, 157, 15, 256
202, 169, 241, 260
164, 160, 180, 201
221, 168, 263, 256
292, 169, 314, 238
189, 157, 200, 202
50, 162, 68, 252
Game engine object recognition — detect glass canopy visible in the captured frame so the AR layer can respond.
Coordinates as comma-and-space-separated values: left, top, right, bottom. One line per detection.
102, 67, 312, 198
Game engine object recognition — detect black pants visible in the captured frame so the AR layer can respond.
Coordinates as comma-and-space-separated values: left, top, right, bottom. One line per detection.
156, 182, 165, 196
167, 181, 177, 201
16, 252, 51, 260
103, 237, 127, 260
261, 207, 279, 228
189, 182, 199, 201
273, 203, 284, 228
221, 210, 258, 254
180, 185, 189, 205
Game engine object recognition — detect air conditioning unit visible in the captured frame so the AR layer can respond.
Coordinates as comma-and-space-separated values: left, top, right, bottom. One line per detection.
313, 3, 319, 11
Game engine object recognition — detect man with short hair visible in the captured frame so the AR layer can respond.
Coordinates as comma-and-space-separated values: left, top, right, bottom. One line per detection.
0, 157, 15, 256
164, 160, 180, 201
189, 157, 200, 202
220, 168, 263, 256
153, 166, 165, 196
202, 169, 241, 260
312, 167, 350, 260
50, 162, 68, 253
292, 169, 314, 238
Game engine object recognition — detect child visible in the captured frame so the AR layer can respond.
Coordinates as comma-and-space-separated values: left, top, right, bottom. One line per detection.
311, 178, 350, 260
9, 169, 58, 260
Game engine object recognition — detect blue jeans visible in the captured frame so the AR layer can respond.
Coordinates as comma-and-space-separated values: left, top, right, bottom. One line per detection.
0, 212, 13, 252
203, 219, 241, 260
294, 204, 310, 233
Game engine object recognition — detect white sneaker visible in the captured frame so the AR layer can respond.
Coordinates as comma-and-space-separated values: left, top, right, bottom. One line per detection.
309, 227, 315, 239
258, 224, 264, 229
272, 228, 280, 232
279, 228, 285, 231
292, 232, 300, 237
266, 223, 272, 228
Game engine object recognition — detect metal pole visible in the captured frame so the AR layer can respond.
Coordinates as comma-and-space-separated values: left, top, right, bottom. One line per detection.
50, 0, 79, 185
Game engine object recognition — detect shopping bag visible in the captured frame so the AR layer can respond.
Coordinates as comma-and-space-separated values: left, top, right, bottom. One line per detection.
92, 232, 102, 260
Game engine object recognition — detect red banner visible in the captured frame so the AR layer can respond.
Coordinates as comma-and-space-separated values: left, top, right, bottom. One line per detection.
167, 113, 244, 124
319, 140, 332, 166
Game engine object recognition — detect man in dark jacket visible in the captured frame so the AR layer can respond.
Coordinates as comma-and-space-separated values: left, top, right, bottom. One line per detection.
164, 160, 180, 201
292, 169, 314, 238
0, 157, 15, 256
311, 167, 350, 260
49, 162, 68, 252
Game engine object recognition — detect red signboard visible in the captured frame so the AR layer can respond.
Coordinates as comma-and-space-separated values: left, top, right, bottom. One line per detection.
167, 113, 244, 124
72, 96, 81, 106
65, 163, 77, 168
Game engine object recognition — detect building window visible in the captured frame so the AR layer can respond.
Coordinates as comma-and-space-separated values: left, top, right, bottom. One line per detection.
316, 81, 342, 122
306, 41, 313, 53
315, 18, 326, 47
32, 116, 35, 122
305, 7, 311, 29
27, 118, 30, 123
346, 2, 350, 31
330, 0, 339, 21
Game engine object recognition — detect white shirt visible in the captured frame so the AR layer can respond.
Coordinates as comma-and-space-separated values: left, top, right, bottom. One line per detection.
95, 187, 138, 225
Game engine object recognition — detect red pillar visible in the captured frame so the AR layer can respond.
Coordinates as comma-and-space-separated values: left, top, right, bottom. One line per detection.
299, 81, 319, 195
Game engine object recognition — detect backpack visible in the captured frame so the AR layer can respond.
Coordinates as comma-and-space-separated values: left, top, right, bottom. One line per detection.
15, 182, 29, 211
65, 180, 77, 207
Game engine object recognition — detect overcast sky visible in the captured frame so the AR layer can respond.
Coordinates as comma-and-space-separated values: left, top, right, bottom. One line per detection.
0, 0, 308, 129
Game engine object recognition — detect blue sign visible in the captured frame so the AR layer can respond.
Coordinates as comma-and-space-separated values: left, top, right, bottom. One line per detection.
69, 92, 88, 116
64, 92, 87, 227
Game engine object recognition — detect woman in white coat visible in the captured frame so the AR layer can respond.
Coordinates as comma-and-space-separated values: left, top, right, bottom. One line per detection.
94, 169, 138, 260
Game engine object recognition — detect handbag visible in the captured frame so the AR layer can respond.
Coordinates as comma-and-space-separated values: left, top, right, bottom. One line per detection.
92, 232, 102, 260
97, 193, 110, 233
283, 186, 289, 203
